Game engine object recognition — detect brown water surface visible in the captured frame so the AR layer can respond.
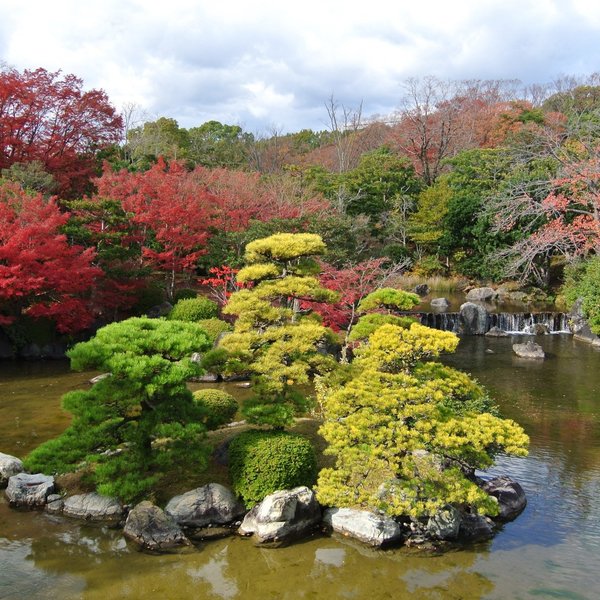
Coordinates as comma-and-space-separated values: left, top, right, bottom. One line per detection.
1, 335, 600, 599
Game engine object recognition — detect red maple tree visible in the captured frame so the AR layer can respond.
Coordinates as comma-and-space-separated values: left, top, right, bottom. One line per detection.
96, 160, 218, 299
0, 67, 123, 197
0, 182, 102, 332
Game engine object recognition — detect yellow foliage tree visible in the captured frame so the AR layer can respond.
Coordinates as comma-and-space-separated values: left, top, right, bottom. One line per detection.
316, 323, 529, 518
220, 233, 338, 428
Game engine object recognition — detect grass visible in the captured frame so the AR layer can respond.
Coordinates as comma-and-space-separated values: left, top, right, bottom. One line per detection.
390, 274, 468, 293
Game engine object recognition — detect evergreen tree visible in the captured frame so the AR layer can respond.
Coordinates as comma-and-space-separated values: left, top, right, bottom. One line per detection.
26, 317, 212, 502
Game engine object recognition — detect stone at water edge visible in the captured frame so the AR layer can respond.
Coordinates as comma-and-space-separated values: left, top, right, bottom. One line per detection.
458, 513, 494, 541
430, 297, 450, 310
62, 492, 124, 522
239, 486, 321, 545
0, 452, 24, 487
512, 341, 545, 359
482, 476, 527, 521
45, 494, 64, 514
124, 501, 190, 551
323, 507, 403, 548
426, 505, 462, 540
6, 473, 54, 508
165, 483, 246, 528
413, 284, 430, 297
485, 326, 508, 338
89, 373, 111, 385
466, 287, 497, 301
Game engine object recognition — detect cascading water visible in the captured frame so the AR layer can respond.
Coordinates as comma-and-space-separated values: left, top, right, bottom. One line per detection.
418, 311, 571, 334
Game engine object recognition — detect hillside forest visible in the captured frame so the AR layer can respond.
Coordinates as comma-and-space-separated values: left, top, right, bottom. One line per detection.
2, 66, 600, 342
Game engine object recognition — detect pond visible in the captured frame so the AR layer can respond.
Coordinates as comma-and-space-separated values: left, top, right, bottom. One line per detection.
1, 334, 600, 599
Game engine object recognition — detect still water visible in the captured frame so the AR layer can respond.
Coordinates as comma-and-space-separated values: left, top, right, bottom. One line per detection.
1, 335, 600, 599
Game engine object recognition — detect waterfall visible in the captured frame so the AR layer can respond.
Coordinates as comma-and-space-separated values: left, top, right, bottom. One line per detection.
418, 311, 571, 334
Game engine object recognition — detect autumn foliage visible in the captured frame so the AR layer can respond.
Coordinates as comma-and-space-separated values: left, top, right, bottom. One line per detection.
0, 183, 101, 332
0, 67, 122, 197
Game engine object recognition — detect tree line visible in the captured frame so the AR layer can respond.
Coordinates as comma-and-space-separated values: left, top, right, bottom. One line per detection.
2, 65, 600, 338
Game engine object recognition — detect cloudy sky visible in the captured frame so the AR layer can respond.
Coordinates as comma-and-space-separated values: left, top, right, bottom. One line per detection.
2, 0, 600, 133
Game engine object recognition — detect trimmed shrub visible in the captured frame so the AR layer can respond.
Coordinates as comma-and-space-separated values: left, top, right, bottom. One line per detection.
229, 430, 318, 507
193, 389, 238, 429
168, 296, 219, 322
197, 318, 232, 345
173, 288, 198, 302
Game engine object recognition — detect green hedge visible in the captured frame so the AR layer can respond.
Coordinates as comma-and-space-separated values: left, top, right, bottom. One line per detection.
193, 389, 238, 429
168, 296, 219, 322
229, 430, 317, 507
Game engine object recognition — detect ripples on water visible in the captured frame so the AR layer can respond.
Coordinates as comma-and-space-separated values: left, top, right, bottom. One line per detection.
1, 335, 600, 599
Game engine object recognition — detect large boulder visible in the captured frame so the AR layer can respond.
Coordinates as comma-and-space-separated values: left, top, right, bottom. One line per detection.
62, 492, 124, 523
124, 501, 190, 551
239, 486, 321, 545
482, 476, 527, 521
459, 302, 489, 335
466, 287, 497, 301
165, 483, 245, 528
6, 473, 55, 508
513, 341, 545, 359
458, 513, 494, 541
0, 452, 24, 487
323, 507, 403, 548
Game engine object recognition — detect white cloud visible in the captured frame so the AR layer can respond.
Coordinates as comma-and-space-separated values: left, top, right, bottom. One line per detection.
3, 0, 600, 132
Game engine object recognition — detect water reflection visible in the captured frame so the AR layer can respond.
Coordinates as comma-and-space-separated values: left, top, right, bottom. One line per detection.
2, 336, 600, 599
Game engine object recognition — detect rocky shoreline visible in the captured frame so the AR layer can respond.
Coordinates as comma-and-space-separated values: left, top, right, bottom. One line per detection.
1, 451, 526, 553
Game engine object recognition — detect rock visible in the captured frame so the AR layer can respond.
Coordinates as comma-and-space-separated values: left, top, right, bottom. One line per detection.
239, 486, 321, 544
430, 297, 450, 310
124, 501, 190, 551
485, 326, 508, 338
323, 507, 403, 548
530, 323, 549, 335
459, 302, 489, 335
62, 492, 124, 522
146, 302, 173, 318
466, 287, 497, 301
165, 483, 245, 528
45, 494, 64, 514
571, 319, 600, 345
482, 476, 527, 521
459, 513, 494, 541
0, 452, 24, 487
426, 505, 462, 540
506, 291, 528, 303
513, 341, 545, 359
221, 373, 251, 382
413, 284, 429, 297
189, 372, 219, 383
89, 373, 111, 385
6, 473, 55, 508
